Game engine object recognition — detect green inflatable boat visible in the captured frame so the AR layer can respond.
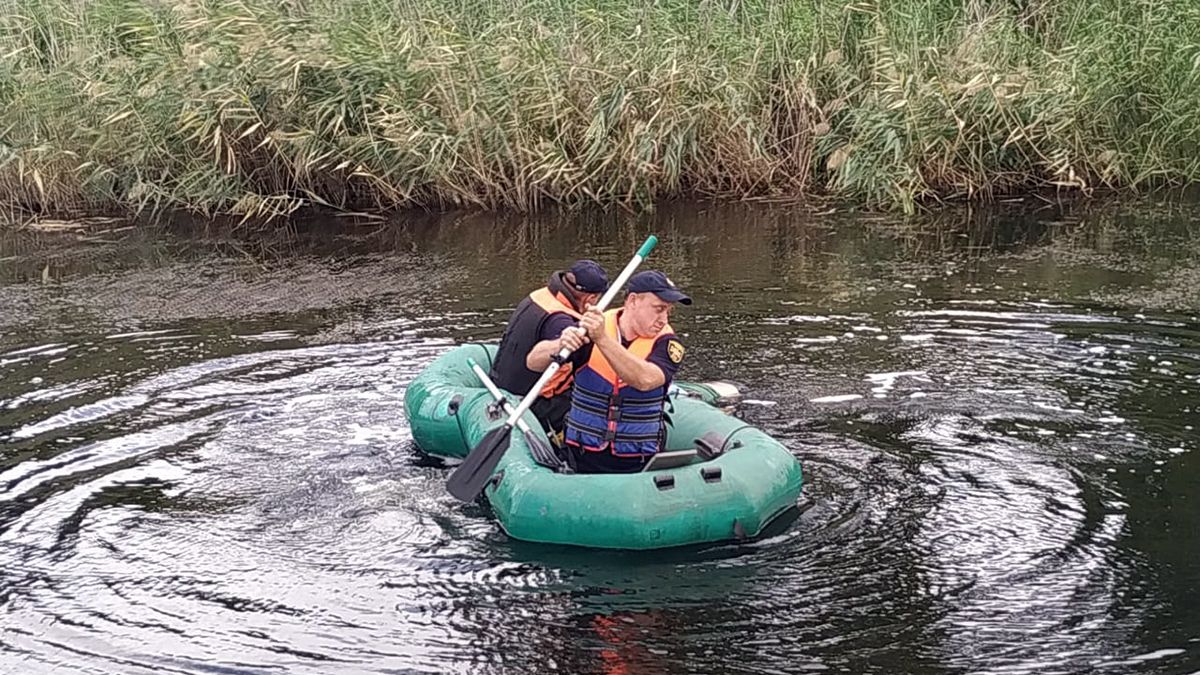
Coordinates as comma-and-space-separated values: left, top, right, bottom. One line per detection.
403, 344, 803, 550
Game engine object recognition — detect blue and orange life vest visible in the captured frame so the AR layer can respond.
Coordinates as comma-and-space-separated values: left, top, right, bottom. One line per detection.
490, 283, 582, 398
564, 309, 673, 457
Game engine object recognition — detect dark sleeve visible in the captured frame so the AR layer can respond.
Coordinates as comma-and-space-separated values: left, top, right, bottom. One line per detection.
539, 313, 577, 342
540, 313, 592, 370
646, 334, 684, 385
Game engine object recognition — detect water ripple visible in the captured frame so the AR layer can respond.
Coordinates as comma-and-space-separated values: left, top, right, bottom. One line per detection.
3, 213, 1200, 674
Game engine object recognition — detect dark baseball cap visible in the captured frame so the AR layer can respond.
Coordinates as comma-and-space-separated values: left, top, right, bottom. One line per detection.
566, 259, 609, 293
628, 270, 692, 305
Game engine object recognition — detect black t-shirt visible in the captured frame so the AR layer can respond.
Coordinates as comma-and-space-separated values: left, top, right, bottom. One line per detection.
620, 332, 684, 387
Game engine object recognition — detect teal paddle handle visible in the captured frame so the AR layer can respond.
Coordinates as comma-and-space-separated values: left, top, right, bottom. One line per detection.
637, 235, 658, 259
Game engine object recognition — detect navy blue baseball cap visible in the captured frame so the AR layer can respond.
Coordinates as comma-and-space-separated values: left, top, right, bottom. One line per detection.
566, 259, 609, 293
628, 270, 692, 305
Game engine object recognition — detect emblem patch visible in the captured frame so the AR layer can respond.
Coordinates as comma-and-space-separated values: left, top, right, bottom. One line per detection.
667, 340, 685, 364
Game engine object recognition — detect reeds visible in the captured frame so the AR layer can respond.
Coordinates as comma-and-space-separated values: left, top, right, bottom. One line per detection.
2, 0, 1199, 219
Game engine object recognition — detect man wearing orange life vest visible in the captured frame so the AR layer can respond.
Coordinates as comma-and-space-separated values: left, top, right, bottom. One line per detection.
565, 270, 691, 473
489, 260, 610, 438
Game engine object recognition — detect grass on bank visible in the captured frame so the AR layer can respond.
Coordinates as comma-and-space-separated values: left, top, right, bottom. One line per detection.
2, 0, 1200, 219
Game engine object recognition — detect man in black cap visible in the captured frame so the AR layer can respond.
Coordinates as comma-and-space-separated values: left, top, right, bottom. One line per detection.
564, 270, 692, 473
489, 260, 610, 440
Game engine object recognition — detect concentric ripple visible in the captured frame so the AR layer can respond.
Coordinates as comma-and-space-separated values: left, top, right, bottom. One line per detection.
2, 205, 1200, 674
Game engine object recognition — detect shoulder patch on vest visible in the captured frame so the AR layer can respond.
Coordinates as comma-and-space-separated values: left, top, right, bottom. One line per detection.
667, 339, 685, 364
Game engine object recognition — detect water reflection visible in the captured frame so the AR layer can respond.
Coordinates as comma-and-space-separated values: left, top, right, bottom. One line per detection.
2, 200, 1200, 673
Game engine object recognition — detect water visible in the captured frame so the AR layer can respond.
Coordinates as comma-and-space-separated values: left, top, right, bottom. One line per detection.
2, 201, 1199, 674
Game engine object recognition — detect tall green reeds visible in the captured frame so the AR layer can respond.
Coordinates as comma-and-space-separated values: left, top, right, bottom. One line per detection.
2, 0, 1200, 219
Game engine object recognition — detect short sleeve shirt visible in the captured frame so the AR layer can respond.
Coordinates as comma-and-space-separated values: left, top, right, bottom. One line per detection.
620, 332, 685, 387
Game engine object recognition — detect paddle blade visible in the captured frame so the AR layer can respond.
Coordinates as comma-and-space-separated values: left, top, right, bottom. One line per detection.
523, 427, 562, 470
446, 426, 512, 501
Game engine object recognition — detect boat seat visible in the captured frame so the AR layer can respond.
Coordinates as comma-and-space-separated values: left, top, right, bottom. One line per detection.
641, 449, 700, 472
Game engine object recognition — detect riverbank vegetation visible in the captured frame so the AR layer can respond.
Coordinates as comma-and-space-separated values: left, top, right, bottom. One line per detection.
3, 0, 1200, 219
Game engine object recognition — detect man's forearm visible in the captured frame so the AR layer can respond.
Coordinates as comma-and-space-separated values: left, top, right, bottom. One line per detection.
525, 339, 560, 371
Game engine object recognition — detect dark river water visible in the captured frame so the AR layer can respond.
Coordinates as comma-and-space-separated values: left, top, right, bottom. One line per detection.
1, 201, 1199, 674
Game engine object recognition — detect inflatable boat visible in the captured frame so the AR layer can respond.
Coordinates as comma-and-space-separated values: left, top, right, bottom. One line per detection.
403, 344, 803, 549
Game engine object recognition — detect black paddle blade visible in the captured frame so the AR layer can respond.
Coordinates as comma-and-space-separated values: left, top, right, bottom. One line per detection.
523, 427, 562, 470
446, 426, 512, 502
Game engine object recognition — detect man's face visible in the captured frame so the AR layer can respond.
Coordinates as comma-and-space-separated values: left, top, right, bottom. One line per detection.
626, 292, 673, 336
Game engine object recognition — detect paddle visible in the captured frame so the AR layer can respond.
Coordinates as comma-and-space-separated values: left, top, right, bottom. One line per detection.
466, 357, 560, 469
446, 235, 659, 501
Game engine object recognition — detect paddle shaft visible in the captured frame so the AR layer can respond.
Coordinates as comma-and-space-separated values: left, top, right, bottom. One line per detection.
444, 235, 657, 501
496, 235, 657, 430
